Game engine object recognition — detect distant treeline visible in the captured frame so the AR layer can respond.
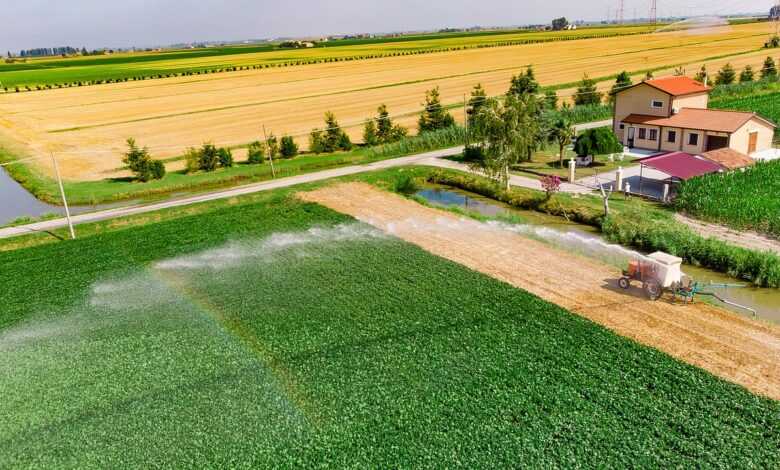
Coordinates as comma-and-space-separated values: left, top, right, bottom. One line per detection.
19, 47, 79, 57
14, 47, 112, 58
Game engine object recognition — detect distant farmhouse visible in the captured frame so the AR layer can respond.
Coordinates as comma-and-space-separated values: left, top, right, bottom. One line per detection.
613, 76, 776, 165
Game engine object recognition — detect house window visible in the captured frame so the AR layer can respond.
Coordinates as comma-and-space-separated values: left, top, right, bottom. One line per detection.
667, 131, 677, 143
651, 100, 664, 108
619, 123, 625, 130
648, 129, 658, 141
688, 133, 699, 146
638, 128, 647, 139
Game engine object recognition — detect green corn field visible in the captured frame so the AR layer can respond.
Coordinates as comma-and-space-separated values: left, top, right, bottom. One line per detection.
676, 160, 780, 237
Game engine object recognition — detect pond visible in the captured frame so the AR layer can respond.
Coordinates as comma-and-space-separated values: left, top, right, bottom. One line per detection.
416, 185, 780, 324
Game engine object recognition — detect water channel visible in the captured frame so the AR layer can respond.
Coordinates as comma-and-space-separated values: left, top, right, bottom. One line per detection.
416, 186, 780, 324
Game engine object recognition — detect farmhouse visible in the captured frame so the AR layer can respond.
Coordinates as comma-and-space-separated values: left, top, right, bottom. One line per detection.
613, 76, 776, 159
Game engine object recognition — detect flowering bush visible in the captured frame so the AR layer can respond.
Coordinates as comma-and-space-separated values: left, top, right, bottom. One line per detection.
541, 175, 562, 199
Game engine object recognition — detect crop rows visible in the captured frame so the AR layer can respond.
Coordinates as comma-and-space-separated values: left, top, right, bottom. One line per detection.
710, 90, 780, 130
1, 193, 778, 467
0, 26, 656, 90
676, 160, 780, 238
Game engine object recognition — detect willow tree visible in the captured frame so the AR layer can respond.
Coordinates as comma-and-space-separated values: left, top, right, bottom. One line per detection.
470, 93, 542, 190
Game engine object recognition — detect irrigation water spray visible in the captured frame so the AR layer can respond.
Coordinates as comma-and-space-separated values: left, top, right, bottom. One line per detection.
3, 223, 387, 349
155, 223, 386, 271
384, 215, 651, 269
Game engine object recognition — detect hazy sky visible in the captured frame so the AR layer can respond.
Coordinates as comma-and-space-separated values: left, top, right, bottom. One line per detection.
1, 0, 772, 52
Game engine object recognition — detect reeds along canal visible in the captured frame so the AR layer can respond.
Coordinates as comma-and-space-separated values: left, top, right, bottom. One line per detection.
415, 185, 780, 324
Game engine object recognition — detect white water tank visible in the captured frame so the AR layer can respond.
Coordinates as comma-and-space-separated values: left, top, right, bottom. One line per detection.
648, 252, 683, 288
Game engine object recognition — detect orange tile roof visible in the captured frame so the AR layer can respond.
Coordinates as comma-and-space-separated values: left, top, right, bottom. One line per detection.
623, 108, 771, 133
643, 76, 710, 96
700, 148, 755, 170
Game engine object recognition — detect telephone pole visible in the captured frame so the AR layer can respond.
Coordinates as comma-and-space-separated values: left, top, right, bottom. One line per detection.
51, 153, 75, 240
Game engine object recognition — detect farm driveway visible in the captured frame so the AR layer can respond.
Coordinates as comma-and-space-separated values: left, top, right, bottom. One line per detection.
300, 182, 780, 400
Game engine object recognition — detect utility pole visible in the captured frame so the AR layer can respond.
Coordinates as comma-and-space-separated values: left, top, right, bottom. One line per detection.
649, 0, 658, 24
617, 0, 625, 25
463, 93, 469, 147
262, 125, 276, 178
51, 153, 75, 240
775, 0, 780, 37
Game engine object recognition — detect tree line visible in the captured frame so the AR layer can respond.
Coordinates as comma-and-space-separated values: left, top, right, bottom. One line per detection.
465, 66, 621, 189
123, 56, 775, 184
692, 57, 778, 85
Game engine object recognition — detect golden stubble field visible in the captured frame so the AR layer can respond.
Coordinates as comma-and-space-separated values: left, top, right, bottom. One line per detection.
0, 22, 774, 180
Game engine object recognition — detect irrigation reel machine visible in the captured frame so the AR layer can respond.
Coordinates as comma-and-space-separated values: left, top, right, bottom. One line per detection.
618, 252, 756, 315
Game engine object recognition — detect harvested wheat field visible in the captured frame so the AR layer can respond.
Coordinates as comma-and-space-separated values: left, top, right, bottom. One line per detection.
0, 22, 774, 181
300, 183, 780, 400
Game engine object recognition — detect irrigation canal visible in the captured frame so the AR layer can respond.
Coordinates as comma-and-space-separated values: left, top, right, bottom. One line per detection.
416, 185, 780, 324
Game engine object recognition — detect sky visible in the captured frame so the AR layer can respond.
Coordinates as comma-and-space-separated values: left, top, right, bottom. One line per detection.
0, 0, 773, 52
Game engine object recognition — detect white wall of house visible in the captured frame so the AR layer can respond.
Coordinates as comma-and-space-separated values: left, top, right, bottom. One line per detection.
614, 84, 671, 141
626, 124, 662, 150
681, 129, 705, 154
670, 93, 709, 112
660, 127, 683, 152
730, 119, 776, 155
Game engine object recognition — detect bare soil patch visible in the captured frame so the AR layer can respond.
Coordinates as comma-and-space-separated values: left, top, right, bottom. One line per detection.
300, 182, 780, 400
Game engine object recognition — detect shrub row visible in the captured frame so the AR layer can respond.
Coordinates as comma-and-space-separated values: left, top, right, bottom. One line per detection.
366, 126, 466, 160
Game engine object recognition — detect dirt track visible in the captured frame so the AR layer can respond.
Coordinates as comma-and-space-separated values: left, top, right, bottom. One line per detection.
300, 183, 780, 400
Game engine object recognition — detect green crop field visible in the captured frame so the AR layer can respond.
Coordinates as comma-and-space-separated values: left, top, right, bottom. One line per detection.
711, 92, 780, 129
0, 25, 655, 89
710, 79, 780, 133
676, 160, 780, 237
1, 183, 778, 467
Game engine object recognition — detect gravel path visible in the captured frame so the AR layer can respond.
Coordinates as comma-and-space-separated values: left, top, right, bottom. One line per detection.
301, 182, 780, 400
675, 213, 780, 255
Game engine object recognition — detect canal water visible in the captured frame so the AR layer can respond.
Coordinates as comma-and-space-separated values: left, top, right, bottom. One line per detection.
0, 166, 65, 225
0, 166, 133, 226
416, 186, 780, 324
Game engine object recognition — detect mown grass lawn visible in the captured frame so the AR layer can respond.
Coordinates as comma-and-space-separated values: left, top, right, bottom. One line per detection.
1, 186, 778, 467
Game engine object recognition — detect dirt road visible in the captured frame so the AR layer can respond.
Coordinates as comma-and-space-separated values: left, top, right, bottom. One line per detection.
300, 183, 780, 400
675, 213, 780, 256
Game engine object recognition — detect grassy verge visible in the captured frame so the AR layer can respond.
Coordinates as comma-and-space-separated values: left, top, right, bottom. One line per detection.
0, 176, 777, 467
0, 127, 466, 206
427, 170, 780, 287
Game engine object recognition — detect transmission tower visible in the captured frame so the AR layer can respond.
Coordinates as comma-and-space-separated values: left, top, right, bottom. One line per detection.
649, 0, 658, 24
617, 0, 625, 24
775, 0, 780, 36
